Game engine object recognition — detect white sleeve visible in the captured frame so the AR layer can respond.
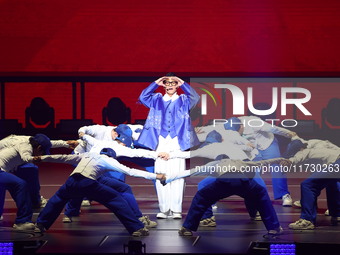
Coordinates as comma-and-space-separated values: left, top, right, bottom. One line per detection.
16, 143, 34, 163
190, 146, 217, 159
226, 131, 252, 146
116, 146, 158, 159
260, 122, 294, 138
78, 125, 105, 137
41, 154, 83, 165
51, 140, 70, 148
165, 170, 192, 183
289, 150, 309, 165
323, 140, 340, 150
82, 134, 99, 148
78, 126, 89, 134
103, 157, 157, 180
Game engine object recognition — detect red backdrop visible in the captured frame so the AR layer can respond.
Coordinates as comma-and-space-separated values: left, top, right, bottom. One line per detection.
0, 0, 340, 129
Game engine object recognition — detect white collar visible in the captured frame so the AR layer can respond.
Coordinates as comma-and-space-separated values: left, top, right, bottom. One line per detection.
163, 92, 179, 102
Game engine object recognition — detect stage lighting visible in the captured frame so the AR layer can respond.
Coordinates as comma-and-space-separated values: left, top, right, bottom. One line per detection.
0, 242, 14, 255
270, 244, 296, 255
248, 242, 296, 255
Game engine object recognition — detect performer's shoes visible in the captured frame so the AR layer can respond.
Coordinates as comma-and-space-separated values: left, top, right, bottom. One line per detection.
40, 196, 48, 208
172, 213, 182, 219
32, 196, 48, 209
132, 227, 149, 237
293, 200, 301, 208
139, 215, 157, 228
156, 212, 170, 219
13, 222, 35, 231
289, 219, 315, 230
199, 216, 217, 227
331, 217, 340, 226
34, 223, 46, 233
268, 226, 284, 236
325, 209, 330, 216
178, 227, 193, 236
81, 200, 91, 206
282, 194, 293, 207
250, 212, 262, 221
62, 216, 72, 223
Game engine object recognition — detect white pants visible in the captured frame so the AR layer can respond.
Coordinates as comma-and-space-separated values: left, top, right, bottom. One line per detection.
155, 135, 185, 213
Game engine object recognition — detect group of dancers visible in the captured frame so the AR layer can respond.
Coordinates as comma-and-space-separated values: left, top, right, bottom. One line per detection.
0, 74, 339, 238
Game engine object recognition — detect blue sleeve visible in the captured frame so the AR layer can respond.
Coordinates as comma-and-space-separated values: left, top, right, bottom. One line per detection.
180, 82, 200, 110
138, 82, 159, 108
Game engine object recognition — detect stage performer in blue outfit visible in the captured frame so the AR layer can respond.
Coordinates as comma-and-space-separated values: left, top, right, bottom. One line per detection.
137, 73, 200, 219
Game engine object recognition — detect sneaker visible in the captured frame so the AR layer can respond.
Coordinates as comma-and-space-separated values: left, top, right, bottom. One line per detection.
199, 216, 216, 227
289, 219, 315, 230
282, 194, 293, 207
250, 212, 262, 221
13, 222, 35, 231
40, 196, 48, 208
156, 212, 169, 219
293, 200, 301, 208
325, 209, 330, 216
131, 227, 149, 237
139, 215, 157, 228
178, 226, 193, 236
331, 216, 340, 226
268, 226, 284, 235
81, 200, 91, 206
34, 223, 46, 233
172, 213, 182, 219
62, 216, 72, 223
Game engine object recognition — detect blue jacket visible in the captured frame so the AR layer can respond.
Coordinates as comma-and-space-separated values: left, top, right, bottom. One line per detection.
137, 82, 200, 151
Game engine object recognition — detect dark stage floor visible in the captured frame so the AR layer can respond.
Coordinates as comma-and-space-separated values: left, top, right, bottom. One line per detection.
0, 162, 339, 255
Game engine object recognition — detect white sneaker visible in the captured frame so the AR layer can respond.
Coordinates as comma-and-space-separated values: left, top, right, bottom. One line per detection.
282, 194, 293, 207
62, 216, 72, 223
289, 219, 315, 230
293, 200, 301, 208
156, 212, 169, 219
172, 213, 182, 219
81, 200, 91, 206
13, 222, 35, 231
325, 209, 330, 216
